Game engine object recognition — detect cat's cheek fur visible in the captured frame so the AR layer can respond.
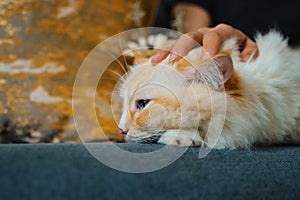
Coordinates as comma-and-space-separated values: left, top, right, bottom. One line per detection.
135, 105, 166, 128
135, 99, 183, 129
126, 128, 144, 139
157, 129, 203, 146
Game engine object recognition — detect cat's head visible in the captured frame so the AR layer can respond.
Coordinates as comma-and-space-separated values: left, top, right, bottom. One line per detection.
118, 48, 235, 144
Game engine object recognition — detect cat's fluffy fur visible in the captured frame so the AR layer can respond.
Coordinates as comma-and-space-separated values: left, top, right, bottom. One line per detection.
119, 31, 300, 149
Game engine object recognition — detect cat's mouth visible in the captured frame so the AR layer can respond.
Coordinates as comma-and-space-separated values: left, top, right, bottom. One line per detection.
125, 131, 166, 144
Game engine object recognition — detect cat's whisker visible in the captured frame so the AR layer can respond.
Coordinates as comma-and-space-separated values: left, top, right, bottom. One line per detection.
245, 48, 257, 66
120, 53, 131, 74
115, 58, 130, 77
125, 132, 164, 144
118, 36, 135, 72
104, 49, 129, 75
117, 36, 132, 74
101, 76, 122, 84
106, 69, 125, 81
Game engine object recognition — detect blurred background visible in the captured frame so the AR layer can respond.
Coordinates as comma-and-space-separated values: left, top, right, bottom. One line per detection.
0, 0, 160, 144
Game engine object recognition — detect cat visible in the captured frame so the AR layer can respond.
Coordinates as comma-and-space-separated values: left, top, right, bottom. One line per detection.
118, 31, 300, 149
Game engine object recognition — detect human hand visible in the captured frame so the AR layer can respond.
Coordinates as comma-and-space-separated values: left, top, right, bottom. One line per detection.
151, 24, 259, 65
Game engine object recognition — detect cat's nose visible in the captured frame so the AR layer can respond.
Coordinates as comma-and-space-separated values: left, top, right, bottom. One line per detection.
119, 128, 128, 135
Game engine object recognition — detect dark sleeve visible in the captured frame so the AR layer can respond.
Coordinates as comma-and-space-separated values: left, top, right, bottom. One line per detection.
166, 0, 215, 15
152, 0, 216, 29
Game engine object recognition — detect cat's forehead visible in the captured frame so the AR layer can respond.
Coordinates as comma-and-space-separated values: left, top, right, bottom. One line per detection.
123, 63, 187, 96
126, 64, 185, 87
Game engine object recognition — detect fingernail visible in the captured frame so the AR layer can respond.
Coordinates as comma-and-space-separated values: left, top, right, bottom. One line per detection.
152, 53, 161, 60
151, 53, 162, 65
168, 53, 177, 64
242, 53, 252, 62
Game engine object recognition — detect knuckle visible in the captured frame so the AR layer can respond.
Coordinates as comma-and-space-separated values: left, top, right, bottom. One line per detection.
247, 40, 258, 47
205, 31, 221, 40
197, 27, 210, 33
216, 23, 232, 30
183, 32, 196, 40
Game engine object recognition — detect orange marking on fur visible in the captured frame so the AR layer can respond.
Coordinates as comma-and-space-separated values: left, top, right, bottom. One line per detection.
129, 109, 135, 121
176, 51, 232, 71
154, 97, 180, 110
176, 59, 192, 70
134, 56, 148, 65
216, 51, 244, 95
225, 69, 244, 97
176, 50, 243, 96
135, 109, 150, 127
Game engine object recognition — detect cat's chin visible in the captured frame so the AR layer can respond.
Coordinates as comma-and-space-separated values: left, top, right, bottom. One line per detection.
125, 135, 161, 144
125, 129, 203, 146
125, 129, 166, 144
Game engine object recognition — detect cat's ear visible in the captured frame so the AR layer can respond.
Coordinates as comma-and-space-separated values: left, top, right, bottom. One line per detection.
176, 53, 233, 90
214, 54, 233, 83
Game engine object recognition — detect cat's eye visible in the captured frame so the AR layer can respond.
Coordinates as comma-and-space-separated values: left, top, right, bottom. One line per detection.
136, 99, 151, 110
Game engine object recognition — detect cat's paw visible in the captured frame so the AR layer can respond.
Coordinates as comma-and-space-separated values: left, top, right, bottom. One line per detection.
158, 129, 203, 147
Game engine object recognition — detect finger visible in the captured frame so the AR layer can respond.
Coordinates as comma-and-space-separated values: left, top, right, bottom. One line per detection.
168, 32, 204, 64
151, 41, 175, 65
202, 31, 222, 58
240, 39, 259, 62
151, 50, 171, 65
208, 24, 258, 62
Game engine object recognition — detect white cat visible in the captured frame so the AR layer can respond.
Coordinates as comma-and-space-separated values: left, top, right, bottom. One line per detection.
118, 31, 300, 149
